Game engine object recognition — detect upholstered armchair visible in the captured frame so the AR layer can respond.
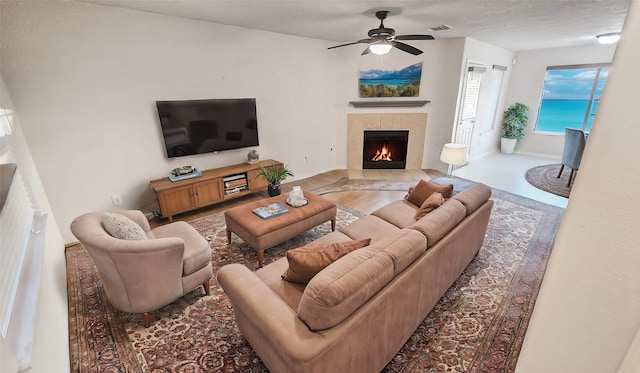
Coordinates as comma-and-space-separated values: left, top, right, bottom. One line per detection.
557, 128, 587, 187
70, 210, 213, 327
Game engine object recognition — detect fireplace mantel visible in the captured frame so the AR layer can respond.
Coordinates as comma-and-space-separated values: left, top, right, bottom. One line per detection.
349, 100, 430, 108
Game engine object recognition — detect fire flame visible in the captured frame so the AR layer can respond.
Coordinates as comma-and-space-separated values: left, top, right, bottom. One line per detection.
372, 144, 392, 161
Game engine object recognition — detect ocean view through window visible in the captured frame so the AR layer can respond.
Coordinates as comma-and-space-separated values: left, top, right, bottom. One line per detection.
535, 64, 610, 134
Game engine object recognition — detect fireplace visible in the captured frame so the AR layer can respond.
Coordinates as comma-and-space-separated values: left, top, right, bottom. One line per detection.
362, 130, 409, 169
347, 114, 426, 170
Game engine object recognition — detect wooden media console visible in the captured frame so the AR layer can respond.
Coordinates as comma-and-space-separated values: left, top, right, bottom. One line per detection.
150, 159, 282, 222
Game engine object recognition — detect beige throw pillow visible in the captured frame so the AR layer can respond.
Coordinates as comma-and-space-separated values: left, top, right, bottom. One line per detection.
405, 180, 454, 207
103, 212, 147, 240
281, 238, 371, 284
415, 192, 445, 219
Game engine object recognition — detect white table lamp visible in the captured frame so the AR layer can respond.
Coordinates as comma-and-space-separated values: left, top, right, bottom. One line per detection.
440, 143, 468, 175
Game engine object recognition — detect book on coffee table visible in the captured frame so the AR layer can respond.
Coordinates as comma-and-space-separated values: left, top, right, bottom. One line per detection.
253, 203, 289, 220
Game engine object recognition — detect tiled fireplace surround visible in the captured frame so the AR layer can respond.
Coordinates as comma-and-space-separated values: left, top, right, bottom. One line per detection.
347, 113, 427, 170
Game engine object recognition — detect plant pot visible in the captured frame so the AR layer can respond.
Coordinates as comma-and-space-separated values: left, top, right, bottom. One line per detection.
267, 183, 281, 197
501, 138, 517, 154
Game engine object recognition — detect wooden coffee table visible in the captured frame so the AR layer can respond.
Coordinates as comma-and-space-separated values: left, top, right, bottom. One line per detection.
224, 191, 337, 267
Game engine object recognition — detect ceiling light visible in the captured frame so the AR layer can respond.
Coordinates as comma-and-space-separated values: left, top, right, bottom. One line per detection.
597, 32, 621, 44
370, 43, 393, 55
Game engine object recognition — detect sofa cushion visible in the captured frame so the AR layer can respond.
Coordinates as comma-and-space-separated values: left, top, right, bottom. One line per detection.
297, 246, 394, 331
415, 192, 445, 219
405, 180, 453, 207
339, 215, 401, 241
281, 238, 371, 284
374, 229, 427, 277
297, 229, 426, 331
451, 183, 492, 215
306, 230, 353, 245
370, 200, 419, 229
102, 212, 147, 240
408, 199, 466, 247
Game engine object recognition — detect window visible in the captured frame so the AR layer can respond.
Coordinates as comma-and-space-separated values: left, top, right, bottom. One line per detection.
535, 64, 610, 134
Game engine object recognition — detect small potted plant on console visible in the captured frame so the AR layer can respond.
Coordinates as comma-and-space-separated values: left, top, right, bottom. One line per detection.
257, 164, 294, 196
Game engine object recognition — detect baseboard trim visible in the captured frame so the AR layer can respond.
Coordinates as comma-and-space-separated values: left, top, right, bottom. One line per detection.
513, 150, 561, 161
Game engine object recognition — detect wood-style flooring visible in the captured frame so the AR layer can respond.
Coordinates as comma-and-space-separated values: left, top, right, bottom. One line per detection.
151, 169, 441, 227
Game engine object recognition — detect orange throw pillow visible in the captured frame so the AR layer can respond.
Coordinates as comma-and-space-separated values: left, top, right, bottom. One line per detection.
405, 180, 453, 207
281, 238, 371, 284
415, 192, 445, 219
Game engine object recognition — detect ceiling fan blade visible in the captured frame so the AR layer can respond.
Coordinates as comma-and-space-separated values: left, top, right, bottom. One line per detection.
391, 41, 423, 55
361, 46, 372, 55
328, 39, 372, 50
395, 34, 435, 41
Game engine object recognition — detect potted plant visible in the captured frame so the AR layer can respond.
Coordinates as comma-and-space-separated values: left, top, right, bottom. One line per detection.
256, 164, 294, 196
501, 102, 529, 154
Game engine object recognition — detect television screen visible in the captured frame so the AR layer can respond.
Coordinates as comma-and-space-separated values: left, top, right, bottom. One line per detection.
156, 98, 259, 158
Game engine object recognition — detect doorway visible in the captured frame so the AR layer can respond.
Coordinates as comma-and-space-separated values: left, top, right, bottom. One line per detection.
454, 62, 486, 155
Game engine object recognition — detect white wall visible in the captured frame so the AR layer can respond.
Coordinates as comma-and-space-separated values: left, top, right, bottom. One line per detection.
0, 76, 69, 373
516, 1, 640, 371
457, 38, 514, 161
331, 36, 513, 171
1, 1, 514, 243
9, 1, 637, 372
0, 1, 338, 243
505, 44, 617, 157
334, 37, 467, 173
0, 4, 482, 371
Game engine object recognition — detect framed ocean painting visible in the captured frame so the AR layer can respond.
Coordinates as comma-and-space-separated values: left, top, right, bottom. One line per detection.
359, 62, 423, 97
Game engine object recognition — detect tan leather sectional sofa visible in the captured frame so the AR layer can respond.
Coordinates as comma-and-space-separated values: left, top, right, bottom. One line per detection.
218, 178, 494, 373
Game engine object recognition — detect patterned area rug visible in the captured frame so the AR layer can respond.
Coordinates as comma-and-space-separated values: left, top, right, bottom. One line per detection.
66, 181, 563, 372
525, 164, 572, 198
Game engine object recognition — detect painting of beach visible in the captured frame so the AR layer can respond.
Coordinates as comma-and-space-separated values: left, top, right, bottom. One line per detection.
359, 62, 422, 97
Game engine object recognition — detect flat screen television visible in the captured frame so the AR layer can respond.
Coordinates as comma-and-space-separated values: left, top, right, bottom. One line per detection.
156, 98, 259, 158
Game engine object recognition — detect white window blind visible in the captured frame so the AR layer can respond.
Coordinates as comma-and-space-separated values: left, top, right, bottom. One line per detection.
0, 170, 36, 335
482, 64, 507, 133
461, 66, 486, 121
0, 108, 47, 372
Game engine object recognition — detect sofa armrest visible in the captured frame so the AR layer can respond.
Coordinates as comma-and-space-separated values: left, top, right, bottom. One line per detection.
91, 235, 186, 312
218, 264, 329, 362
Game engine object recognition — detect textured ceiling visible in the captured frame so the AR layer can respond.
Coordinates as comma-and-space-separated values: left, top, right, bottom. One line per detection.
80, 0, 631, 51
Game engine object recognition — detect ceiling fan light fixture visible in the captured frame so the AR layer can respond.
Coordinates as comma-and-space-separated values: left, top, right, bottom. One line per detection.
596, 32, 621, 44
328, 10, 433, 56
370, 43, 393, 55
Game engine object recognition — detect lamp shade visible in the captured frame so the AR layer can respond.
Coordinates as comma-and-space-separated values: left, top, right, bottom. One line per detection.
440, 143, 468, 166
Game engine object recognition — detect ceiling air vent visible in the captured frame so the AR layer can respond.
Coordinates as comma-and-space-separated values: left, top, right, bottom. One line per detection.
428, 24, 452, 32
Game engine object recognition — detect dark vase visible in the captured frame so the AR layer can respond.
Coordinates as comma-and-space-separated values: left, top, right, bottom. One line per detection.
267, 183, 281, 197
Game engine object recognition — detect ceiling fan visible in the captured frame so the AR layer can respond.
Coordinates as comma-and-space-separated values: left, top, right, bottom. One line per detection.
328, 10, 435, 56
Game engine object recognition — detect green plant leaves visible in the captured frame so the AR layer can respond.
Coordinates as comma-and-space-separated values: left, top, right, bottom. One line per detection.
502, 102, 529, 141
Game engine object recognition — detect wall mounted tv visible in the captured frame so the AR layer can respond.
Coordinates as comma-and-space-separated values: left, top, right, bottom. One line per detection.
156, 98, 259, 158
